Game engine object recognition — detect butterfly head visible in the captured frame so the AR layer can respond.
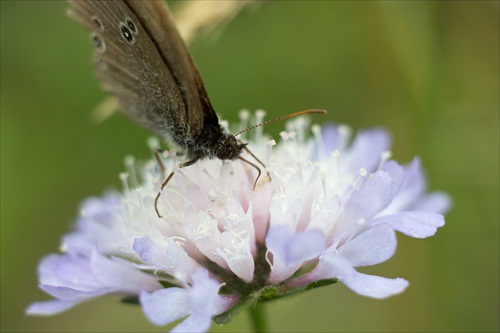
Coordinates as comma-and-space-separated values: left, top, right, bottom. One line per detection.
215, 133, 245, 161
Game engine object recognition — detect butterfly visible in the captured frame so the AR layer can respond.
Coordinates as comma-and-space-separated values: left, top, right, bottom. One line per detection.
68, 0, 325, 217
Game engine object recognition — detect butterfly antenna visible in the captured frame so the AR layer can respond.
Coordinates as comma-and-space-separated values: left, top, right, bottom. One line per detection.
233, 109, 327, 137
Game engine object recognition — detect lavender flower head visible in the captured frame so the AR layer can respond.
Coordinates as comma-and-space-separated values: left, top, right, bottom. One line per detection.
27, 111, 450, 332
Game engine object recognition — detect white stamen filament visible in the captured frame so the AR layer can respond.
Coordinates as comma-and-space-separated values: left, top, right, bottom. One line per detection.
238, 109, 250, 136
119, 172, 130, 193
254, 109, 266, 142
124, 155, 139, 188
378, 150, 393, 170
337, 124, 352, 151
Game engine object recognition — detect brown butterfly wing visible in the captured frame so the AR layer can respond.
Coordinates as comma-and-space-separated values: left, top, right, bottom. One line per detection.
68, 0, 218, 144
126, 1, 218, 132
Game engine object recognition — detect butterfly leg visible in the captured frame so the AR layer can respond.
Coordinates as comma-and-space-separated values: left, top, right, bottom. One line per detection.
238, 156, 262, 190
241, 145, 272, 186
154, 158, 199, 218
153, 148, 167, 178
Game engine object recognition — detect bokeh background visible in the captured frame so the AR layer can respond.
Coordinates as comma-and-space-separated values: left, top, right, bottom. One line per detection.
1, 1, 498, 332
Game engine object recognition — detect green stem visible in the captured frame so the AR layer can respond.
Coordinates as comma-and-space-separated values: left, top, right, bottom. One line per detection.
248, 302, 267, 332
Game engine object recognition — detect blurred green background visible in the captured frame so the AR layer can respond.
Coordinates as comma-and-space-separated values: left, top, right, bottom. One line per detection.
1, 1, 498, 332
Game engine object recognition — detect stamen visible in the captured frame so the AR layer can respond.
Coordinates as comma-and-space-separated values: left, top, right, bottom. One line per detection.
145, 161, 158, 182
124, 155, 138, 188
147, 136, 161, 151
279, 186, 288, 210
254, 109, 266, 142
169, 149, 178, 168
266, 140, 276, 165
226, 213, 240, 221
337, 124, 352, 151
196, 216, 214, 237
306, 164, 320, 185
225, 229, 247, 252
320, 171, 327, 200
169, 236, 187, 244
60, 243, 68, 252
265, 249, 273, 269
135, 187, 144, 210
119, 172, 130, 193
151, 177, 163, 191
288, 116, 308, 144
330, 150, 341, 179
354, 168, 368, 188
311, 124, 324, 157
238, 109, 250, 137
378, 150, 393, 170
220, 120, 230, 133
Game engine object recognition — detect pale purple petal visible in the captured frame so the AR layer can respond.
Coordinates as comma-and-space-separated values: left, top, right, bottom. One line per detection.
140, 269, 222, 331
171, 313, 212, 333
27, 254, 109, 316
342, 128, 391, 172
339, 224, 397, 267
37, 254, 97, 289
265, 225, 293, 262
380, 160, 404, 197
411, 191, 451, 213
317, 125, 339, 160
39, 285, 106, 300
25, 299, 81, 316
62, 194, 121, 254
401, 158, 426, 196
91, 250, 160, 293
312, 254, 408, 299
188, 269, 221, 314
265, 226, 294, 283
78, 194, 120, 230
133, 237, 170, 267
141, 288, 189, 326
266, 226, 325, 264
285, 229, 325, 263
266, 226, 325, 283
335, 170, 395, 232
133, 237, 200, 281
371, 212, 445, 238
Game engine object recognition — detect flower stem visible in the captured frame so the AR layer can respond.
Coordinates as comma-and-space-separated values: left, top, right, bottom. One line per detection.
248, 302, 267, 332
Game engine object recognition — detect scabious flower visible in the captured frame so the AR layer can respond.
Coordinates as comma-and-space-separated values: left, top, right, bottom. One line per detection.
27, 112, 450, 332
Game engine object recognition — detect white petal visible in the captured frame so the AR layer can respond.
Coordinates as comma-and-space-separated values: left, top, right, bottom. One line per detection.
226, 254, 255, 282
